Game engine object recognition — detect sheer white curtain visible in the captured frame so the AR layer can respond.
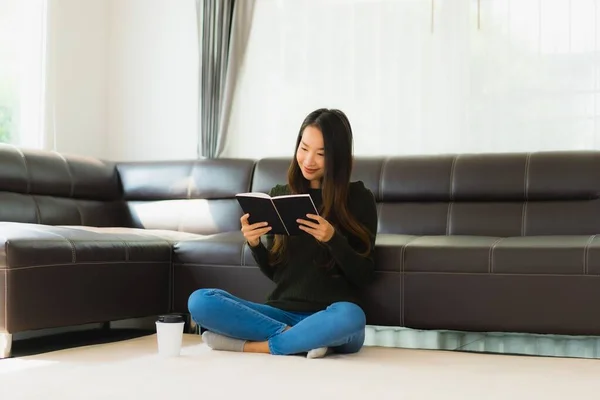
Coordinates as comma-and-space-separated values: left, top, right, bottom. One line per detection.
0, 0, 47, 148
196, 0, 255, 158
223, 0, 600, 158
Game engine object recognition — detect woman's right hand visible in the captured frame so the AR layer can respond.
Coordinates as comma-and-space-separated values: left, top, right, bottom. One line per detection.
240, 213, 272, 247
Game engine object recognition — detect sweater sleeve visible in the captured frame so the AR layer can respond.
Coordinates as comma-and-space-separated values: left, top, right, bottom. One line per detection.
248, 238, 275, 281
324, 182, 378, 288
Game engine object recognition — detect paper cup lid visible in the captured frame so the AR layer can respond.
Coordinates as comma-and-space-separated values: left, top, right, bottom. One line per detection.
157, 314, 184, 323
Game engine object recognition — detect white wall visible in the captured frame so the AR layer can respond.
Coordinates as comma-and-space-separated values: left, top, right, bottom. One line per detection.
223, 0, 600, 158
106, 0, 198, 162
45, 0, 109, 159
45, 0, 198, 162
47, 0, 600, 162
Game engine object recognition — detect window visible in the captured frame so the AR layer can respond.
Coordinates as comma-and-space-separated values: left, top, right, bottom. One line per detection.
0, 0, 47, 147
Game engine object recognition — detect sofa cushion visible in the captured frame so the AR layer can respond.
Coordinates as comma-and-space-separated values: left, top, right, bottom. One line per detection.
64, 226, 202, 243
0, 223, 174, 268
0, 145, 128, 228
493, 236, 600, 275
117, 159, 255, 201
380, 152, 600, 202
124, 199, 243, 235
403, 235, 600, 275
171, 231, 274, 314
0, 192, 130, 227
173, 232, 422, 271
374, 234, 418, 272
0, 145, 121, 200
174, 231, 250, 266
116, 159, 254, 235
0, 223, 176, 333
250, 157, 385, 201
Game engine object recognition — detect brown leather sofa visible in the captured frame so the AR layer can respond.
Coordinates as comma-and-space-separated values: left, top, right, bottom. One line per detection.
2, 145, 600, 358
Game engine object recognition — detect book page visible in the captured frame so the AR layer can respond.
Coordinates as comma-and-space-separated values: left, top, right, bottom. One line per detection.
236, 192, 271, 199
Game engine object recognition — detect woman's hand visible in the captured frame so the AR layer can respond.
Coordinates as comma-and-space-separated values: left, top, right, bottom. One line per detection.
297, 214, 335, 242
241, 213, 272, 247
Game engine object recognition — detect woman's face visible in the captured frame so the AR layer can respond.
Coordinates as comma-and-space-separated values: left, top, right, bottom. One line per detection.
296, 125, 325, 189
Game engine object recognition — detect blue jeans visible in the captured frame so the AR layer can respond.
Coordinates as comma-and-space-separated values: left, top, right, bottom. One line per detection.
187, 288, 366, 356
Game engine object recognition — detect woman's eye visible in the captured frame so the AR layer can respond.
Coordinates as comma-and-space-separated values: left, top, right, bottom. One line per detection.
317, 153, 324, 157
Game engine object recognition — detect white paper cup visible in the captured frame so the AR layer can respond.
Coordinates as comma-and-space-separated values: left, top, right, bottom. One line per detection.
155, 315, 185, 357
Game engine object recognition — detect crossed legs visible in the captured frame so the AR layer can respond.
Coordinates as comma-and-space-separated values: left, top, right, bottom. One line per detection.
187, 289, 366, 356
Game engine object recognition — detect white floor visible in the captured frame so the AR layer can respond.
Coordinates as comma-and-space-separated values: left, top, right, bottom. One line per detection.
1, 334, 599, 399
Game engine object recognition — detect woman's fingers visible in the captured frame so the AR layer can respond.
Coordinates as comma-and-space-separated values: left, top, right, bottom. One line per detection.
245, 226, 272, 240
240, 213, 250, 224
305, 214, 323, 222
297, 218, 319, 229
241, 214, 267, 229
243, 221, 269, 232
242, 224, 271, 234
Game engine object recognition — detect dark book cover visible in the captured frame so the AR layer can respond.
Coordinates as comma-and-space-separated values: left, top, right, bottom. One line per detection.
272, 194, 319, 235
236, 193, 319, 235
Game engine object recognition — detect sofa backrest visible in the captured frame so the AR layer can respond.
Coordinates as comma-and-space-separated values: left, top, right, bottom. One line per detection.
116, 159, 255, 235
0, 144, 127, 226
3, 146, 598, 237
252, 152, 600, 237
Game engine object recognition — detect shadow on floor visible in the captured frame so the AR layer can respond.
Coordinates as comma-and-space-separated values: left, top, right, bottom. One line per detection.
9, 328, 155, 358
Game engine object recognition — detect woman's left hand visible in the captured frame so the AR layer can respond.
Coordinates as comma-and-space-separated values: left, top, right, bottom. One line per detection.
297, 214, 335, 242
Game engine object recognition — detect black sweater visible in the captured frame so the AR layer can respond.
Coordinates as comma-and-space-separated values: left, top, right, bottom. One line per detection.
248, 181, 378, 312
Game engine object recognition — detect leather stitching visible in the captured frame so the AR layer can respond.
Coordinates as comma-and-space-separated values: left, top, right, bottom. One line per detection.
19, 226, 76, 263
584, 235, 596, 275
12, 145, 31, 194
446, 202, 453, 235
524, 153, 531, 201
522, 153, 531, 237
66, 238, 76, 263
61, 155, 85, 224
32, 195, 41, 224
123, 241, 130, 261
0, 239, 168, 244
74, 201, 84, 226
241, 242, 246, 267
401, 241, 406, 326
378, 158, 388, 202
400, 236, 422, 326
521, 202, 528, 236
177, 164, 195, 233
14, 148, 38, 222
3, 242, 7, 331
447, 155, 458, 236
0, 260, 167, 271
449, 155, 458, 201
488, 238, 504, 274
187, 163, 194, 200
403, 271, 598, 277
54, 151, 75, 197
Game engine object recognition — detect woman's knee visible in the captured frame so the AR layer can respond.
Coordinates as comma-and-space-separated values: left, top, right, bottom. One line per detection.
187, 288, 227, 320
328, 302, 366, 329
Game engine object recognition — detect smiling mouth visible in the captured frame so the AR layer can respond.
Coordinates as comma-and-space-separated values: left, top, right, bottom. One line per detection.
304, 167, 318, 174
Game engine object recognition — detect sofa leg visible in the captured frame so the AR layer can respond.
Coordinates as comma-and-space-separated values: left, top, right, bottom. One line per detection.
0, 333, 12, 359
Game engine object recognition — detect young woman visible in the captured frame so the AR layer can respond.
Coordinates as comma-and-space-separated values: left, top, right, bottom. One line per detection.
187, 108, 378, 358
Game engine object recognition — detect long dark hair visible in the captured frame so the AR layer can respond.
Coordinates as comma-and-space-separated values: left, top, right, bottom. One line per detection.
269, 108, 372, 266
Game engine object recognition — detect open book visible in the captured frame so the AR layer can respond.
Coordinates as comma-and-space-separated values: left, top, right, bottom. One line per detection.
236, 192, 319, 235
